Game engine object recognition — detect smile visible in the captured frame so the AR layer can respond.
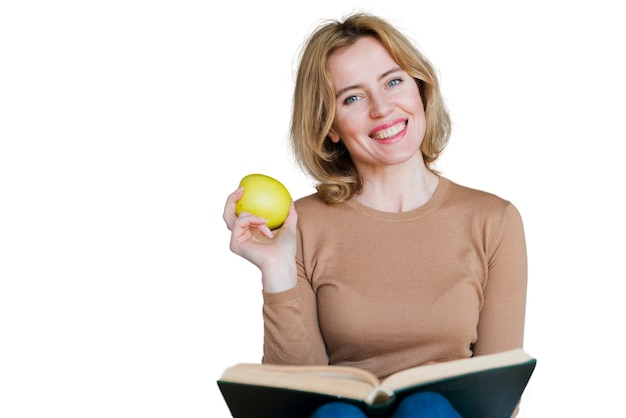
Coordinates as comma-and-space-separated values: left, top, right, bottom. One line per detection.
370, 121, 407, 141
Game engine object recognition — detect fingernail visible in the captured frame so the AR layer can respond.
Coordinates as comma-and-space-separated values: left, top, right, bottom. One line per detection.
261, 224, 273, 238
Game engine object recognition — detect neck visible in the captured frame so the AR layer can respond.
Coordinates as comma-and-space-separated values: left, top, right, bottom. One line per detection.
355, 168, 439, 213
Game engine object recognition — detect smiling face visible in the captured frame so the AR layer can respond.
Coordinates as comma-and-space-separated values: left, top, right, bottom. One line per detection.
326, 36, 427, 174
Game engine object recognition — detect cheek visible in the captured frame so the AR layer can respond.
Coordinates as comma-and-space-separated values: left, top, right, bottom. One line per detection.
333, 110, 363, 137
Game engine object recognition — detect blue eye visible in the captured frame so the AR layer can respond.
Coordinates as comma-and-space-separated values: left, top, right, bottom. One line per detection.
344, 95, 359, 105
387, 78, 402, 88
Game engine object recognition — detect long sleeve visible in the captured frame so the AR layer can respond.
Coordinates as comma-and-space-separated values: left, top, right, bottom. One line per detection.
261, 227, 329, 366
473, 202, 528, 356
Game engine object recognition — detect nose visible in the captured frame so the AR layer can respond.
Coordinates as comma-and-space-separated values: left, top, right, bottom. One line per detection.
369, 92, 392, 118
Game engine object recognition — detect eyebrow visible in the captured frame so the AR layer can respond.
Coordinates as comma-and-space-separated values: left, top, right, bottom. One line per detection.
335, 67, 403, 98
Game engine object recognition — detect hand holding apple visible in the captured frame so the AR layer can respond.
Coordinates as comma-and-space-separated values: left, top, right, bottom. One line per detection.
235, 174, 292, 230
223, 174, 298, 292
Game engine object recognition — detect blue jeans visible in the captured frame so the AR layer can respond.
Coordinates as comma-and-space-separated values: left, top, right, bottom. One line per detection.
309, 391, 461, 418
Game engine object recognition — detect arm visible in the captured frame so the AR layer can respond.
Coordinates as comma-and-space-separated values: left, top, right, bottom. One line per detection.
223, 188, 327, 365
262, 224, 329, 365
473, 202, 528, 356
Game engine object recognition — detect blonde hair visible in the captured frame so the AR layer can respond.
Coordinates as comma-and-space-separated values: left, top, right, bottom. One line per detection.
290, 13, 451, 204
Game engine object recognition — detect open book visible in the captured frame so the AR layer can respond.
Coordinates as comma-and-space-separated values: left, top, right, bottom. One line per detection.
217, 348, 536, 418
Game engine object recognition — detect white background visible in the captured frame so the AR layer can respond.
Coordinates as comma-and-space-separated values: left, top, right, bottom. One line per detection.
1, 1, 624, 416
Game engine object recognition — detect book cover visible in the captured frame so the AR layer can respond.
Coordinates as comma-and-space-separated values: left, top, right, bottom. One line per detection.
217, 349, 536, 418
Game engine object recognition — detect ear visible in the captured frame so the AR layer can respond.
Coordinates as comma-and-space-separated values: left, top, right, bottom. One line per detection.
328, 129, 341, 144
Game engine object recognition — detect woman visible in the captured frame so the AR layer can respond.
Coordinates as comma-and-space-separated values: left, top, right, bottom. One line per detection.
223, 13, 527, 417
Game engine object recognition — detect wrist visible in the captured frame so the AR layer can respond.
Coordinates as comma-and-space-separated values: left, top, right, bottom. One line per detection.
260, 261, 297, 293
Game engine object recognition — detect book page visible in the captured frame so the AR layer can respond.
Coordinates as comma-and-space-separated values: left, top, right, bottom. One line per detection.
380, 348, 532, 392
221, 363, 384, 402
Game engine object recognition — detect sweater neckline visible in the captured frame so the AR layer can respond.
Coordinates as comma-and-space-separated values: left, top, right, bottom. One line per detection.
344, 176, 450, 222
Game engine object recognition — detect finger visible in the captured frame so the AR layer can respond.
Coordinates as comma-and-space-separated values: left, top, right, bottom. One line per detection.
235, 211, 270, 228
236, 212, 274, 239
223, 187, 244, 229
230, 211, 271, 239
229, 212, 273, 253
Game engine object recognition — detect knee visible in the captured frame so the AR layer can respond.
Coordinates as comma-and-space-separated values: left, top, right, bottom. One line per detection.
393, 391, 461, 418
309, 401, 367, 418
401, 391, 450, 408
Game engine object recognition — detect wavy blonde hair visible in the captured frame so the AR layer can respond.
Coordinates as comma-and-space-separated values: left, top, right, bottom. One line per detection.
290, 13, 451, 204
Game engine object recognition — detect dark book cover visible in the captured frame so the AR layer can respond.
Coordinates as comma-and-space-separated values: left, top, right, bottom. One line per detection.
217, 357, 536, 418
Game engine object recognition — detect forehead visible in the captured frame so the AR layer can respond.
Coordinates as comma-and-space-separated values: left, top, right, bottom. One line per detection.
326, 36, 398, 82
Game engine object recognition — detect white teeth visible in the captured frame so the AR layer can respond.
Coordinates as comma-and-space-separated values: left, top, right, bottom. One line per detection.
371, 122, 406, 140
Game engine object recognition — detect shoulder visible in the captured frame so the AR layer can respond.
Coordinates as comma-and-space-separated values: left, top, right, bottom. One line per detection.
294, 192, 341, 218
293, 192, 354, 232
293, 192, 329, 219
444, 178, 516, 212
442, 177, 524, 230
294, 192, 326, 210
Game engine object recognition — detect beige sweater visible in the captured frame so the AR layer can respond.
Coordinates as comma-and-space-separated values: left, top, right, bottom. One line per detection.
262, 176, 527, 379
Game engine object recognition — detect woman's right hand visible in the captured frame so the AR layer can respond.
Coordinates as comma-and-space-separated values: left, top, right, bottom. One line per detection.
222, 187, 298, 292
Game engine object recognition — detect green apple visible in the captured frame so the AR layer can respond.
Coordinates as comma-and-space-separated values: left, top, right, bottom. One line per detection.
236, 174, 292, 230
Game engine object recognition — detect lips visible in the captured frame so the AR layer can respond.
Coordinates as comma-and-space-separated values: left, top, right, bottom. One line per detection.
370, 121, 407, 140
